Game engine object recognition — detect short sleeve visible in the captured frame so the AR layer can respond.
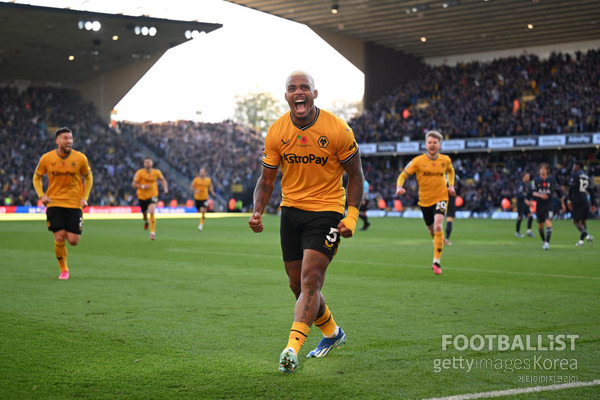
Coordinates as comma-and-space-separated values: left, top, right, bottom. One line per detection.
261, 128, 280, 169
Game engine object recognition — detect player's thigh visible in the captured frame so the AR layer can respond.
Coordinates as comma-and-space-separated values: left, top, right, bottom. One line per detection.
280, 207, 342, 262
536, 205, 550, 223
139, 198, 151, 213
571, 203, 588, 221
64, 208, 83, 235
280, 207, 303, 262
47, 207, 81, 233
148, 198, 158, 213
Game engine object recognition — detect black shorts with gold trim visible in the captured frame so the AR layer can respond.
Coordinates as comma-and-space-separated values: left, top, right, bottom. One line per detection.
46, 206, 83, 234
420, 200, 448, 226
280, 206, 343, 262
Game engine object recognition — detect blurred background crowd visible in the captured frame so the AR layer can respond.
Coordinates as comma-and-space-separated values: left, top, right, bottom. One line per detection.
1, 49, 598, 216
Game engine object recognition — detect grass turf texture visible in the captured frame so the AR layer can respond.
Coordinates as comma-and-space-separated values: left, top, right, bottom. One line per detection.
0, 215, 598, 399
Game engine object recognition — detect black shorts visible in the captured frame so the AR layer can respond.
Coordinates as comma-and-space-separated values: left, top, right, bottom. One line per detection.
446, 197, 456, 218
280, 206, 343, 262
138, 197, 158, 213
46, 207, 83, 234
420, 200, 448, 226
195, 199, 208, 211
571, 201, 590, 221
516, 199, 530, 217
535, 203, 553, 222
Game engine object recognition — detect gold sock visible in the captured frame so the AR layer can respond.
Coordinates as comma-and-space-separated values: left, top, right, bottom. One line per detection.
434, 231, 444, 260
201, 215, 205, 225
149, 214, 156, 233
54, 241, 68, 272
286, 322, 310, 355
314, 305, 337, 337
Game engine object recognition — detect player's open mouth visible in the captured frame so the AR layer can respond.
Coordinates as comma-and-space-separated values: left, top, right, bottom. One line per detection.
294, 99, 307, 113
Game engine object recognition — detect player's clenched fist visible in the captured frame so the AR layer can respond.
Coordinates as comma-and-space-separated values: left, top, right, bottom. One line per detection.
248, 212, 263, 233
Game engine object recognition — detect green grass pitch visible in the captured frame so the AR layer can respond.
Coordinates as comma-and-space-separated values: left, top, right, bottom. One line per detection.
1, 215, 598, 399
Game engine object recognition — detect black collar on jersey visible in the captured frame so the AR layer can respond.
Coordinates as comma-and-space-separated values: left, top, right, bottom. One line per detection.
55, 149, 72, 159
290, 107, 320, 130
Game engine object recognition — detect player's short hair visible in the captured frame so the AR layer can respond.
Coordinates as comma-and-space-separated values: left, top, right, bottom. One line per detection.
55, 127, 72, 138
286, 70, 315, 90
425, 130, 443, 142
539, 162, 550, 171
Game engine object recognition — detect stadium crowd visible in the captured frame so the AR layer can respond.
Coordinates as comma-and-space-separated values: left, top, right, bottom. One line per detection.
118, 119, 264, 206
0, 86, 188, 207
1, 49, 599, 215
363, 148, 600, 216
349, 50, 600, 143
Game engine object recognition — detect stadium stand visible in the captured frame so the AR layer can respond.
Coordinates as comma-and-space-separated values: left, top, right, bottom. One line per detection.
349, 50, 600, 143
0, 86, 188, 207
1, 49, 599, 217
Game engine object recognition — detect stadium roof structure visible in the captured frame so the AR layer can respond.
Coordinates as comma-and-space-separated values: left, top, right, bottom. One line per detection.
225, 0, 600, 60
0, 2, 222, 85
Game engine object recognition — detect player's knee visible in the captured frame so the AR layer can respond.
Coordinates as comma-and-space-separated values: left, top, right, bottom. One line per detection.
67, 236, 80, 246
301, 271, 324, 292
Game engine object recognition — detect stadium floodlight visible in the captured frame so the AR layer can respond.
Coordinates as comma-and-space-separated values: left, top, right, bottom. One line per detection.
149, 27, 157, 36
134, 26, 141, 35
91, 21, 101, 32
331, 3, 339, 14
184, 30, 192, 39
141, 26, 149, 36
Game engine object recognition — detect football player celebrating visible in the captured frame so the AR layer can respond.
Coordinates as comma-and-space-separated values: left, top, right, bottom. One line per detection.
190, 167, 216, 230
396, 130, 455, 275
249, 71, 364, 373
132, 157, 168, 240
32, 127, 93, 280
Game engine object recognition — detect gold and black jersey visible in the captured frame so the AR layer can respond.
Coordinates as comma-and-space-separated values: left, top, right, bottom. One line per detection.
133, 168, 164, 200
34, 149, 92, 209
399, 153, 455, 207
191, 176, 212, 201
262, 108, 359, 214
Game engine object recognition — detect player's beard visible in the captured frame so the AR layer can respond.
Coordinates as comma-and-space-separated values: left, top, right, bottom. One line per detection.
59, 143, 72, 156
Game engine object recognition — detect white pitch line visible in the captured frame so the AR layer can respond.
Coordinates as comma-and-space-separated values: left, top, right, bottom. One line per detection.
423, 379, 600, 400
166, 248, 600, 281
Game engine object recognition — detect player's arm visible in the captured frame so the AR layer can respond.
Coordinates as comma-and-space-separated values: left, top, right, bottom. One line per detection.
566, 178, 575, 210
79, 170, 93, 208
338, 153, 364, 238
32, 173, 50, 205
446, 162, 456, 196
33, 156, 50, 205
249, 166, 277, 233
209, 182, 216, 197
132, 173, 142, 189
396, 170, 411, 195
531, 182, 547, 199
160, 176, 169, 194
